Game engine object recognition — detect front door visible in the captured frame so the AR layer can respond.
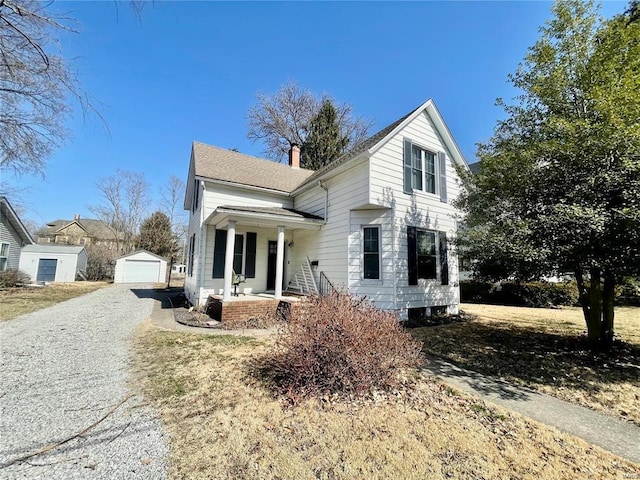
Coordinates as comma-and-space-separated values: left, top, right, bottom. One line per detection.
37, 258, 57, 282
266, 241, 277, 290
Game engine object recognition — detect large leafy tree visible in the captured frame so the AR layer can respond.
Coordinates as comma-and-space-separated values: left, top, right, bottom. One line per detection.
247, 80, 371, 164
456, 0, 640, 350
300, 99, 349, 170
137, 211, 179, 259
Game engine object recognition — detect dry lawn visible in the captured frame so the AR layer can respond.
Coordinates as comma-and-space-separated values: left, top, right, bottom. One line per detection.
134, 325, 640, 480
412, 303, 640, 425
0, 282, 109, 321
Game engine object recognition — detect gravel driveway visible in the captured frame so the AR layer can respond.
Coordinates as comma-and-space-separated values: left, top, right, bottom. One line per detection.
0, 284, 167, 479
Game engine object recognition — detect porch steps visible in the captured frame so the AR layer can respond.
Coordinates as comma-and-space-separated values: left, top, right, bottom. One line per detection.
288, 256, 318, 295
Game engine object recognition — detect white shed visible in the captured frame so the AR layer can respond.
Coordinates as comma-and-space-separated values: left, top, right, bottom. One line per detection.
19, 245, 88, 283
113, 250, 168, 284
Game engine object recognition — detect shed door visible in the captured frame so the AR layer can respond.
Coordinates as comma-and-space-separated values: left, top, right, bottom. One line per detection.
37, 259, 58, 282
123, 259, 161, 283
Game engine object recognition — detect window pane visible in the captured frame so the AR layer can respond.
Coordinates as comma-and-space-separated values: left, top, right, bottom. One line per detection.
425, 153, 435, 174
417, 256, 437, 279
417, 231, 435, 255
412, 169, 422, 191
411, 146, 422, 169
0, 258, 6, 271
363, 227, 379, 253
0, 243, 8, 256
425, 172, 436, 194
233, 234, 244, 273
364, 254, 379, 279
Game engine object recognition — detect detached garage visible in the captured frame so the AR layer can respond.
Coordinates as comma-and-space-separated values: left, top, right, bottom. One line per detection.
114, 250, 167, 284
19, 245, 87, 283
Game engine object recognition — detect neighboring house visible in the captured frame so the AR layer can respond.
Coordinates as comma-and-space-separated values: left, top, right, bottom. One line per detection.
19, 245, 87, 283
37, 215, 120, 249
0, 197, 35, 271
113, 250, 168, 284
184, 99, 469, 320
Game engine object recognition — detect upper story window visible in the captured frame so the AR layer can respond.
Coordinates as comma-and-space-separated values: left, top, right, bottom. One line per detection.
411, 145, 436, 194
403, 138, 448, 202
192, 179, 200, 213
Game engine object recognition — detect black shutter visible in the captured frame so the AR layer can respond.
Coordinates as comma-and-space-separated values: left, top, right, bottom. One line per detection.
407, 226, 418, 285
212, 229, 227, 278
438, 152, 447, 203
440, 234, 449, 285
403, 138, 413, 194
245, 232, 257, 278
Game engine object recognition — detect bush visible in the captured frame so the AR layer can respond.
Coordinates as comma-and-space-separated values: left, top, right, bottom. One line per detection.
85, 244, 116, 281
259, 293, 424, 403
617, 277, 640, 306
0, 269, 31, 288
460, 280, 578, 308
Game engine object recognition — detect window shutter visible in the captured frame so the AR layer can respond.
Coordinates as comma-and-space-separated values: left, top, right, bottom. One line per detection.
407, 226, 418, 285
439, 233, 449, 285
212, 229, 227, 278
403, 138, 413, 194
438, 152, 447, 203
245, 232, 257, 278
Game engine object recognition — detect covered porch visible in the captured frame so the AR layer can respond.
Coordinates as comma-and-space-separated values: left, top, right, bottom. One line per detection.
201, 206, 323, 320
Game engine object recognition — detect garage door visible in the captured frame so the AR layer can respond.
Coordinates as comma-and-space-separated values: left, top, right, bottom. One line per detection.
123, 260, 161, 283
37, 259, 57, 282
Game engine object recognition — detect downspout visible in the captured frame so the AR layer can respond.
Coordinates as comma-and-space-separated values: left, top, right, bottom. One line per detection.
198, 180, 207, 305
391, 208, 398, 312
318, 180, 328, 222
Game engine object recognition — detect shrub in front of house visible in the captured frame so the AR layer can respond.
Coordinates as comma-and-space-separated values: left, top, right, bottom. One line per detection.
259, 293, 424, 403
460, 280, 579, 307
0, 269, 31, 288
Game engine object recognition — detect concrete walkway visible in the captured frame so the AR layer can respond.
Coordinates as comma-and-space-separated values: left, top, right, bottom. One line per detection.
422, 355, 640, 464
149, 290, 640, 464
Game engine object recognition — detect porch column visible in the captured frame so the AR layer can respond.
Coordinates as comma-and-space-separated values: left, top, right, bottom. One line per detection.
274, 225, 285, 299
222, 220, 236, 301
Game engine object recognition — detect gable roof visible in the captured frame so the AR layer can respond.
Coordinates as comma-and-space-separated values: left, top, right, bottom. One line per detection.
295, 99, 470, 192
22, 244, 86, 255
115, 249, 168, 262
191, 142, 315, 193
40, 218, 120, 240
0, 197, 34, 245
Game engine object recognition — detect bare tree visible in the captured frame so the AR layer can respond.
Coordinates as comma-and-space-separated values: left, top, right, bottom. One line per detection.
90, 170, 149, 254
247, 80, 373, 163
160, 175, 188, 257
0, 0, 85, 175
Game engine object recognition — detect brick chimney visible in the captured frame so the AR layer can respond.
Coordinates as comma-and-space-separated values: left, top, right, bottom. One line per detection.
289, 144, 300, 169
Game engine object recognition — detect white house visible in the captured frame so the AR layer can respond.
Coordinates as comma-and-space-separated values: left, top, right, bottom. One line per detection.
183, 99, 469, 322
113, 250, 168, 284
0, 196, 35, 272
19, 245, 87, 283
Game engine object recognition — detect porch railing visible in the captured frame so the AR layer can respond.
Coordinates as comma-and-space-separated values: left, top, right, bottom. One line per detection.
318, 271, 337, 296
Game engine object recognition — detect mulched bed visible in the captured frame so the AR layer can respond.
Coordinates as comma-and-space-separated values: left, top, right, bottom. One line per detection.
168, 293, 222, 329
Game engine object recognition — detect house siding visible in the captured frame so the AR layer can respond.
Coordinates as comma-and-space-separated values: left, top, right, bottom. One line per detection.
0, 217, 23, 270
369, 110, 461, 317
291, 161, 370, 291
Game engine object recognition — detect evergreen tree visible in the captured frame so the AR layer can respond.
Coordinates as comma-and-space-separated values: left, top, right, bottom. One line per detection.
301, 100, 350, 170
137, 212, 179, 259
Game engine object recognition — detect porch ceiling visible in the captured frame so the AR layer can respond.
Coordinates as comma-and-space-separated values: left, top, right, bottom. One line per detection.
205, 206, 324, 231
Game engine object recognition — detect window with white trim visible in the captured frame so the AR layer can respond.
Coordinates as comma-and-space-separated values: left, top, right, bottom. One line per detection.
0, 243, 9, 271
416, 230, 437, 280
412, 145, 436, 194
362, 226, 380, 280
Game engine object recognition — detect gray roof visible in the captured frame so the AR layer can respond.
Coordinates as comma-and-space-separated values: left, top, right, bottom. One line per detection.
0, 197, 34, 245
468, 162, 481, 174
40, 218, 121, 240
218, 205, 324, 220
22, 244, 86, 255
115, 249, 168, 262
192, 142, 315, 193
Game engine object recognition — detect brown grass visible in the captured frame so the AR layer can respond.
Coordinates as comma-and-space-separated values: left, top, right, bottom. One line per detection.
412, 303, 640, 425
0, 282, 109, 321
134, 324, 640, 479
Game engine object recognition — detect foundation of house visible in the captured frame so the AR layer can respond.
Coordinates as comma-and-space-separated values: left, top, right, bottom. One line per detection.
206, 293, 303, 323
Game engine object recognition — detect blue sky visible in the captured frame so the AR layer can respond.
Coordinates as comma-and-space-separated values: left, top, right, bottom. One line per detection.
2, 0, 627, 227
